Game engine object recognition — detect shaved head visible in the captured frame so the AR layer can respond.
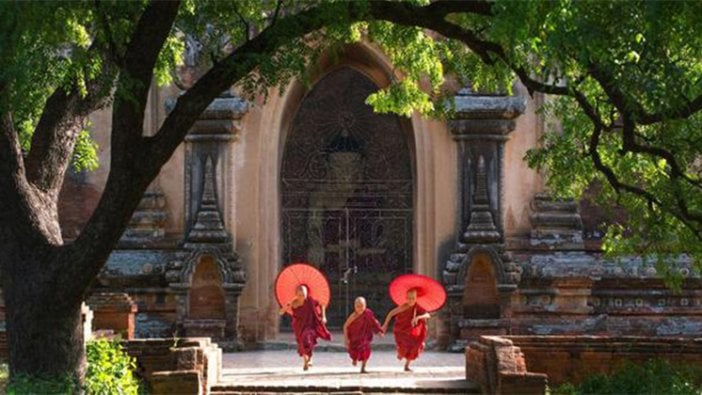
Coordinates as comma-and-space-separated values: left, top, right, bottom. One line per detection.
354, 296, 367, 314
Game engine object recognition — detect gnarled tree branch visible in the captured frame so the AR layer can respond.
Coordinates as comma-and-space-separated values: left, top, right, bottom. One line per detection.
65, 0, 182, 302
24, 76, 113, 198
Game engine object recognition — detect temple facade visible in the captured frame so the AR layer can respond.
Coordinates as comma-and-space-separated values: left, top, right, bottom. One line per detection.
54, 43, 701, 349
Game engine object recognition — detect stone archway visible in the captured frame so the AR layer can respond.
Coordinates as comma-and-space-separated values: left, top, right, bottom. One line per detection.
242, 42, 457, 342
188, 255, 226, 321
463, 253, 500, 319
280, 66, 415, 328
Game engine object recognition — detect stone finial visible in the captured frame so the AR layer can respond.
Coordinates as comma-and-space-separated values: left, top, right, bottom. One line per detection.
183, 156, 229, 245
463, 156, 501, 243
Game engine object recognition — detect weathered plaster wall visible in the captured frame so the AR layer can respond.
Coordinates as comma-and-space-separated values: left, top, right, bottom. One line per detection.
503, 84, 544, 239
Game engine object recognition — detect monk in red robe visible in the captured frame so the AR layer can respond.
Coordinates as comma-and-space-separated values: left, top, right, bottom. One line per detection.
381, 289, 431, 371
343, 297, 384, 373
279, 285, 332, 370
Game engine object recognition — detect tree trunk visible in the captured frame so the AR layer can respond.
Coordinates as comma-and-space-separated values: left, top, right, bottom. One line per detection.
2, 248, 86, 386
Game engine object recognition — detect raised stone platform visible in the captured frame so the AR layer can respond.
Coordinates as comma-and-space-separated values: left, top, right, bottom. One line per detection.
508, 335, 702, 386
466, 334, 702, 393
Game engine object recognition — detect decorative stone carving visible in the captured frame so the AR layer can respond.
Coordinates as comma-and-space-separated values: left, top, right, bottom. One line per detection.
443, 91, 526, 346
530, 193, 585, 250
166, 93, 247, 347
118, 184, 168, 247
464, 156, 501, 243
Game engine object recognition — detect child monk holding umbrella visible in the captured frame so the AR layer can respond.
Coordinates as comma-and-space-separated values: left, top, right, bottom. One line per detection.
381, 273, 447, 372
277, 263, 332, 371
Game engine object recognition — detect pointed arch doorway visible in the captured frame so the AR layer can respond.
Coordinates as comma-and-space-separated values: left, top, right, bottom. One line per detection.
280, 67, 415, 328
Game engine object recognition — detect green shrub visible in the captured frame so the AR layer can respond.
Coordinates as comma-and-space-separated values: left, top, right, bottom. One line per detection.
551, 359, 702, 395
6, 373, 78, 394
5, 339, 140, 394
0, 363, 7, 392
85, 338, 140, 395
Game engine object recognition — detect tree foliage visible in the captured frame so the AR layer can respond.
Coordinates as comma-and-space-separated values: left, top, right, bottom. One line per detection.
2, 0, 700, 280
0, 0, 700, 292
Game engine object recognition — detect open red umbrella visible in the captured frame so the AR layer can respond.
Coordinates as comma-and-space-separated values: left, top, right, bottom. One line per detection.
389, 273, 447, 312
275, 263, 331, 307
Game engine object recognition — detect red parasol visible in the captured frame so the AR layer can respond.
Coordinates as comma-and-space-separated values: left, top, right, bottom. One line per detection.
389, 273, 447, 312
275, 263, 331, 307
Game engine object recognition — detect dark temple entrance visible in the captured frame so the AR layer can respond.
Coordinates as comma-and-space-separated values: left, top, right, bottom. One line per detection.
281, 67, 414, 329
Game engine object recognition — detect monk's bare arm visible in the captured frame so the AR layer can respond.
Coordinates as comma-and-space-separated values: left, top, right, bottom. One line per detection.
321, 304, 327, 324
412, 311, 431, 326
278, 298, 297, 315
381, 305, 406, 330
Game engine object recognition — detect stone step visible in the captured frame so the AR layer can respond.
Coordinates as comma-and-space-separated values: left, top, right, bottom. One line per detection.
216, 350, 470, 394
211, 381, 479, 394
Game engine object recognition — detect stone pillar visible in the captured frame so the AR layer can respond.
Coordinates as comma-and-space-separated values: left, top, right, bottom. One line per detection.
166, 93, 247, 348
443, 90, 525, 347
87, 292, 136, 339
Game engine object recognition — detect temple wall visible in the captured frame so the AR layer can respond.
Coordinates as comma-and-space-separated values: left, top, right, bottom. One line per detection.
57, 41, 552, 344
503, 85, 544, 239
511, 253, 702, 338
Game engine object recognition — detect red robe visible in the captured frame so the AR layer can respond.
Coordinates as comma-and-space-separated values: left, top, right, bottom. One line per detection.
393, 305, 427, 361
291, 297, 332, 357
346, 308, 383, 362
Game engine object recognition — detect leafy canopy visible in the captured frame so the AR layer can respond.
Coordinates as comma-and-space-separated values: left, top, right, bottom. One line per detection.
2, 0, 701, 266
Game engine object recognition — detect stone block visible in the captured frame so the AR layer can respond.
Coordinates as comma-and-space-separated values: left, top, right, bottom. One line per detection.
123, 337, 220, 394
87, 292, 138, 340
175, 347, 201, 370
151, 370, 201, 395
499, 372, 548, 395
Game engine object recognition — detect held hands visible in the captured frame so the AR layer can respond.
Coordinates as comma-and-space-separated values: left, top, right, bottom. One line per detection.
279, 302, 292, 315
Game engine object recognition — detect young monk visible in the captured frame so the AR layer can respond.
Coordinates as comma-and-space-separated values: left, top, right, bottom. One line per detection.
279, 284, 332, 370
381, 289, 431, 371
343, 297, 384, 373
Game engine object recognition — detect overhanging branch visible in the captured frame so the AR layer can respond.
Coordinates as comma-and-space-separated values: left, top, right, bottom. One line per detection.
66, 0, 182, 300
